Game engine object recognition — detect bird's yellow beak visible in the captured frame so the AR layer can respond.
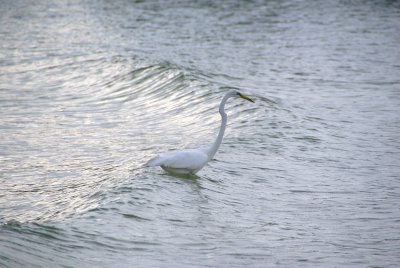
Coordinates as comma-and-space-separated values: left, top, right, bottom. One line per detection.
238, 93, 254, 103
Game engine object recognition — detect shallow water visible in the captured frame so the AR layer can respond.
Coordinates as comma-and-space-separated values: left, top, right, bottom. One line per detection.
1, 0, 400, 267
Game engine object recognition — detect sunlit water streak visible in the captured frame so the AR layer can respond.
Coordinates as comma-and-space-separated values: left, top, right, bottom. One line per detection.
1, 0, 400, 267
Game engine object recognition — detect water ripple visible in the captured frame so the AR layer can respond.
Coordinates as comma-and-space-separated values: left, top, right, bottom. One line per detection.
1, 0, 400, 267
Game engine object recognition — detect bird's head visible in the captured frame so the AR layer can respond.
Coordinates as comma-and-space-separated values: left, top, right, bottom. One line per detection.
227, 90, 254, 103
237, 92, 254, 103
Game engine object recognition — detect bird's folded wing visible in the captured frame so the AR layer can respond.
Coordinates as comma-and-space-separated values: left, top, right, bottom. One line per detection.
147, 149, 208, 170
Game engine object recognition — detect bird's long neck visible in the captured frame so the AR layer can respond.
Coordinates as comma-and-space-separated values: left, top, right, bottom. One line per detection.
207, 94, 230, 160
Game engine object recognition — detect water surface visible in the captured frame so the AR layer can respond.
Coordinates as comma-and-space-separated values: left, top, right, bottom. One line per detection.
1, 0, 400, 267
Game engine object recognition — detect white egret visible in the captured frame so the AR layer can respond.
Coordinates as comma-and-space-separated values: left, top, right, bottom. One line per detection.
146, 90, 254, 175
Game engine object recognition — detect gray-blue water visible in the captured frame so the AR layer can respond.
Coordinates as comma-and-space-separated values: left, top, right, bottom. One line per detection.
1, 0, 400, 267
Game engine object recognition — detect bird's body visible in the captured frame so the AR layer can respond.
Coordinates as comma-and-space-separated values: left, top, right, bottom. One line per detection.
147, 148, 209, 174
146, 90, 254, 175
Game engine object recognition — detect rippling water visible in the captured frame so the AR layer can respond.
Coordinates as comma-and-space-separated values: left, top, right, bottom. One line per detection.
1, 0, 400, 267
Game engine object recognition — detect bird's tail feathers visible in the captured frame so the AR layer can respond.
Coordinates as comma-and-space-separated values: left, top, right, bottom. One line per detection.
145, 155, 162, 167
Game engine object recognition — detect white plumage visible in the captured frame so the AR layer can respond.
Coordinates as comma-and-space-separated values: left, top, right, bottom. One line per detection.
146, 90, 254, 175
147, 148, 209, 174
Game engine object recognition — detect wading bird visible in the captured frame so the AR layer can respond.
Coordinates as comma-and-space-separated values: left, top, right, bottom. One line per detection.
146, 90, 254, 175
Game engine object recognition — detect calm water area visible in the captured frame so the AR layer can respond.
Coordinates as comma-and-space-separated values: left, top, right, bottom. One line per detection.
1, 0, 400, 267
